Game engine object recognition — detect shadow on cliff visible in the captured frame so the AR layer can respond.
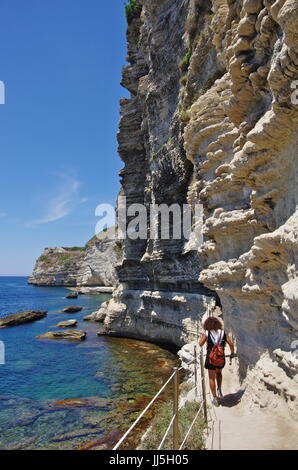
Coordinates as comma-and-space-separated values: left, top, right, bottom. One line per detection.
219, 389, 245, 408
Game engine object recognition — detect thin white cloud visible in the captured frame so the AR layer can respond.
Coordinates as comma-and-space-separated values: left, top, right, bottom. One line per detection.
31, 175, 87, 225
0, 212, 6, 218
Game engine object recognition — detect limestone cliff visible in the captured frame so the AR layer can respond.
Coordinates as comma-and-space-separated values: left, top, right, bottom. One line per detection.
102, 0, 298, 419
29, 231, 121, 287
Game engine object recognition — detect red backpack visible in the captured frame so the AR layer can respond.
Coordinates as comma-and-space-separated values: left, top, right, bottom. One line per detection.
209, 331, 225, 367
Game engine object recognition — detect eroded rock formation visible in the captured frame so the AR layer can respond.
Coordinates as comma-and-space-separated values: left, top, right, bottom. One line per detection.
102, 0, 298, 418
102, 0, 217, 346
29, 230, 121, 288
184, 0, 298, 417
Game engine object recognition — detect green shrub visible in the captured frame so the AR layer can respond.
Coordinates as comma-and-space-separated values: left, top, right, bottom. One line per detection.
60, 255, 70, 262
125, 0, 142, 24
179, 50, 192, 72
39, 255, 48, 263
179, 110, 190, 122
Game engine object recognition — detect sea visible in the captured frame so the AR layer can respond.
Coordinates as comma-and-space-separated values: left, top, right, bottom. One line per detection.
0, 277, 178, 450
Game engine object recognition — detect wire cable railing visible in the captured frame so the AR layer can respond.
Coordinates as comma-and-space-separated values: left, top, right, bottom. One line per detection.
113, 367, 182, 450
112, 346, 214, 451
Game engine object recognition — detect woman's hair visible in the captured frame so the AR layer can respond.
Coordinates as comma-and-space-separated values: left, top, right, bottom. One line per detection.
204, 316, 223, 331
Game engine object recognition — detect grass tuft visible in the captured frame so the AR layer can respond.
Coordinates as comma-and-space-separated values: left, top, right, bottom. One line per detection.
140, 400, 206, 450
179, 50, 191, 72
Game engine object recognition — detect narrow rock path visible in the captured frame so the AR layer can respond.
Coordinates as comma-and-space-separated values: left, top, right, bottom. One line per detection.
205, 361, 298, 450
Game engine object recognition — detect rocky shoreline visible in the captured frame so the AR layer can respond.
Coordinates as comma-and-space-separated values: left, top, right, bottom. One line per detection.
0, 302, 180, 450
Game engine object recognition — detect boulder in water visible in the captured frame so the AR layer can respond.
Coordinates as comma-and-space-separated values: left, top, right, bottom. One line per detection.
36, 330, 86, 341
0, 310, 47, 328
55, 320, 77, 328
65, 292, 78, 299
60, 306, 83, 313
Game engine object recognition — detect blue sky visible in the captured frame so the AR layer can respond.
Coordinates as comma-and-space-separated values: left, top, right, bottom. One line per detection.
0, 0, 128, 275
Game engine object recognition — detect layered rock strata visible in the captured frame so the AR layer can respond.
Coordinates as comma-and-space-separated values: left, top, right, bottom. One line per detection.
103, 0, 298, 418
102, 0, 217, 347
29, 230, 121, 288
183, 0, 298, 417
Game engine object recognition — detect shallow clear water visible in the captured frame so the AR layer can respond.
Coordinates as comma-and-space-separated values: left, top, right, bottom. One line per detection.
0, 277, 178, 450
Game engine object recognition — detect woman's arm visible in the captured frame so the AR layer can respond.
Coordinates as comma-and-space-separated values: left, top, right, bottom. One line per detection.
226, 334, 235, 354
199, 333, 207, 347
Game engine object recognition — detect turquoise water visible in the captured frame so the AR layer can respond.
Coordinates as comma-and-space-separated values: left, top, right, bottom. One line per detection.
0, 277, 112, 399
0, 277, 178, 449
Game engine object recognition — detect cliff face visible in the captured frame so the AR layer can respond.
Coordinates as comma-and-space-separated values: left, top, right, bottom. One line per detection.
29, 233, 120, 287
184, 0, 298, 415
29, 247, 86, 287
103, 0, 217, 347
103, 0, 298, 417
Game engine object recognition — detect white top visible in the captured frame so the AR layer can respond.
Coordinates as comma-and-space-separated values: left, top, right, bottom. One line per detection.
205, 329, 224, 344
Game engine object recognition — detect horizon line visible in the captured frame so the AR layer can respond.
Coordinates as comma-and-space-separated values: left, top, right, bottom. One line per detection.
0, 274, 29, 277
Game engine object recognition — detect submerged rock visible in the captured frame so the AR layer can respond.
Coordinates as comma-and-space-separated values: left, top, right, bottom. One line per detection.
55, 320, 77, 328
0, 310, 47, 328
83, 314, 93, 322
51, 397, 110, 408
75, 429, 124, 451
52, 398, 94, 408
60, 306, 83, 313
36, 330, 86, 341
65, 292, 78, 299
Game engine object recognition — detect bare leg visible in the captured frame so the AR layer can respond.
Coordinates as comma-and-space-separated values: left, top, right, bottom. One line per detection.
216, 370, 222, 391
208, 370, 217, 398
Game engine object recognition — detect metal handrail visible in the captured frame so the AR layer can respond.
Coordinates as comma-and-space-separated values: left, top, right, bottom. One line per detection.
113, 368, 181, 450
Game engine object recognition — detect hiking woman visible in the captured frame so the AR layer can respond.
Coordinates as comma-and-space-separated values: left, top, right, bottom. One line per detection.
199, 316, 235, 407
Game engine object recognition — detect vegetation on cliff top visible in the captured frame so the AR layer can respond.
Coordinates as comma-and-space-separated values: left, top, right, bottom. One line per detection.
125, 0, 142, 24
37, 248, 85, 266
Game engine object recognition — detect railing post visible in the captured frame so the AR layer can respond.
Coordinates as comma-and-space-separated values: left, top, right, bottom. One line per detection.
194, 345, 198, 398
200, 349, 208, 424
173, 367, 179, 450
